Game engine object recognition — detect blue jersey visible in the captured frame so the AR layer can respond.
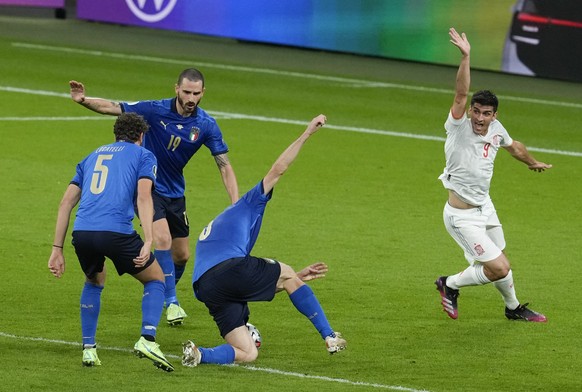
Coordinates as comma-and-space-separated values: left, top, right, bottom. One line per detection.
193, 181, 272, 283
72, 141, 157, 234
121, 98, 229, 198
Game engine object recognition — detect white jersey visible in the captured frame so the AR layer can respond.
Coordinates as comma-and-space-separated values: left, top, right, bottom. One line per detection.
439, 111, 513, 206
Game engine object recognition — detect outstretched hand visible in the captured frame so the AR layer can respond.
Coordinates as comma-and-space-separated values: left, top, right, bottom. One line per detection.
297, 262, 328, 282
69, 80, 86, 103
449, 27, 470, 57
528, 162, 552, 172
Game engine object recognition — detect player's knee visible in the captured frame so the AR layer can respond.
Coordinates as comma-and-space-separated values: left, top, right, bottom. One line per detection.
277, 263, 297, 289
484, 255, 511, 280
237, 346, 259, 363
278, 262, 296, 280
172, 249, 190, 265
154, 232, 172, 249
277, 263, 301, 292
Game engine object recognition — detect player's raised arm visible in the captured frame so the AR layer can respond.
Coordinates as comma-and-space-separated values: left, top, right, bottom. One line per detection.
262, 114, 326, 195
449, 28, 471, 119
69, 80, 122, 115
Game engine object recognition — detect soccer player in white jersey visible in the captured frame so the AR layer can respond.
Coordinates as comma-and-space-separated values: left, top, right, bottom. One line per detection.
435, 28, 552, 322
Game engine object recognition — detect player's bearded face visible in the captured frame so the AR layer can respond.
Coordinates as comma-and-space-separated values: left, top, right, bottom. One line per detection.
175, 79, 205, 116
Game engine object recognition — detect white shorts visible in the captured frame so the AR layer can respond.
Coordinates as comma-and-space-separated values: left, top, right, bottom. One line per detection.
443, 199, 506, 265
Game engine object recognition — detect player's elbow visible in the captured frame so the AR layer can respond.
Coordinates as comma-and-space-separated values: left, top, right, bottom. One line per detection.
270, 162, 287, 178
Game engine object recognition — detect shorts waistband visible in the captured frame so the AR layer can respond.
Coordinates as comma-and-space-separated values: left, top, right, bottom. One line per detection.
445, 201, 482, 212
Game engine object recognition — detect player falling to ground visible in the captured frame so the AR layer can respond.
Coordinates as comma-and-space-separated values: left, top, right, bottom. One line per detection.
435, 28, 552, 322
69, 68, 239, 326
181, 114, 346, 367
48, 113, 174, 371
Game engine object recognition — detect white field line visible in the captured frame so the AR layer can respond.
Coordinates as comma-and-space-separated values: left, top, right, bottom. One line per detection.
1, 86, 581, 157
10, 42, 582, 110
0, 331, 430, 392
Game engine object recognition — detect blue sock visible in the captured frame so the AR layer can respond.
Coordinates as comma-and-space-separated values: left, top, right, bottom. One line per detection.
80, 282, 104, 347
289, 284, 334, 339
199, 344, 236, 364
174, 263, 186, 285
155, 249, 179, 306
141, 280, 165, 338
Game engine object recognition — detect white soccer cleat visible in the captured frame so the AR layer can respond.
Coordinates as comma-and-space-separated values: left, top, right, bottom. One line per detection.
182, 340, 202, 367
325, 332, 347, 354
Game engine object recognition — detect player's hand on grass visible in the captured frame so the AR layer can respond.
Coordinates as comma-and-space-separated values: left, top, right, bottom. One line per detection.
297, 262, 328, 282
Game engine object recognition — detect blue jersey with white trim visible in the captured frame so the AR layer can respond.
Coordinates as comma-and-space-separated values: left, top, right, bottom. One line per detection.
121, 98, 229, 198
72, 141, 157, 234
193, 180, 272, 283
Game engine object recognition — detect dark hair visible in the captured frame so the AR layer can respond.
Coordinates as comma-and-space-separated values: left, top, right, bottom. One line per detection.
177, 68, 205, 87
113, 113, 149, 142
470, 90, 498, 112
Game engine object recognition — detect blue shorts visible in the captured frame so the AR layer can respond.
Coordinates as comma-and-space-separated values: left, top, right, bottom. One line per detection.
193, 256, 281, 337
72, 231, 155, 278
152, 191, 189, 239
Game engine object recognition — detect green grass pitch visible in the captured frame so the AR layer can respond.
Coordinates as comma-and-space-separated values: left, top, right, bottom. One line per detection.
0, 13, 581, 392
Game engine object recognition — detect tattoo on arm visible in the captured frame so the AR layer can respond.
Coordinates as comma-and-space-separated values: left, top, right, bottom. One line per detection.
214, 154, 230, 169
81, 99, 120, 111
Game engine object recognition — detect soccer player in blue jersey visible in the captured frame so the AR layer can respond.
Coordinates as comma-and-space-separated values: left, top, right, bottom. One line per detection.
69, 68, 239, 325
181, 114, 346, 367
48, 113, 174, 371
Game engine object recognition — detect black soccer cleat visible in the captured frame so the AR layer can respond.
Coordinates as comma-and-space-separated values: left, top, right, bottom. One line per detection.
435, 276, 459, 319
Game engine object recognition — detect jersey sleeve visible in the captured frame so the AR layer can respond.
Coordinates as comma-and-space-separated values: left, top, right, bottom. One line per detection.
120, 100, 156, 123
138, 149, 158, 185
494, 120, 514, 147
70, 159, 85, 187
444, 110, 466, 135
241, 181, 272, 208
203, 119, 229, 156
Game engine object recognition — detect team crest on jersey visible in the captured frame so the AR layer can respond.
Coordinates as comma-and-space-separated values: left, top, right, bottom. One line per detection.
492, 135, 500, 147
474, 244, 485, 256
189, 127, 200, 141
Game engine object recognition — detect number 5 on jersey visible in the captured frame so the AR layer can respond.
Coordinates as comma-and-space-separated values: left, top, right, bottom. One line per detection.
90, 154, 113, 194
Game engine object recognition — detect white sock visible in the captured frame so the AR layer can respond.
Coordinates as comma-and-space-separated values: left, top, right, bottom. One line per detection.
447, 264, 490, 289
493, 269, 520, 310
